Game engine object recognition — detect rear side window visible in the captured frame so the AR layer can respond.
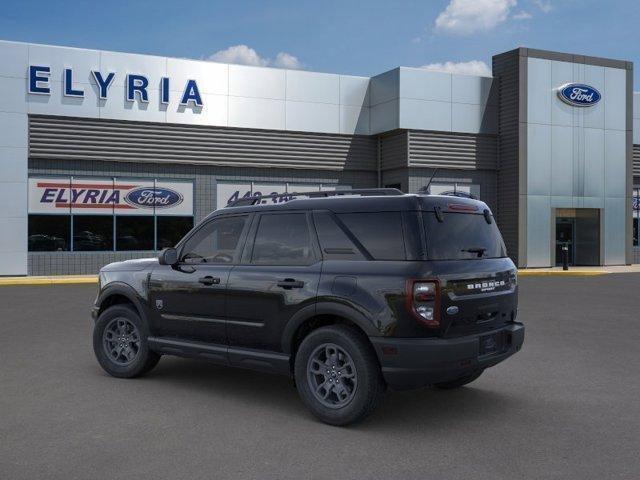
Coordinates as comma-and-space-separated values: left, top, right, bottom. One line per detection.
423, 212, 507, 260
337, 212, 406, 260
251, 213, 314, 265
313, 212, 365, 261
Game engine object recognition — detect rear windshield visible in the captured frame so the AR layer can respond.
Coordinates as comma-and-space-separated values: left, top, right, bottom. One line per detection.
423, 212, 507, 260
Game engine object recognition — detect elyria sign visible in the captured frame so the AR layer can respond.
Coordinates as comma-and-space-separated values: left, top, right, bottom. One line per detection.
557, 83, 601, 107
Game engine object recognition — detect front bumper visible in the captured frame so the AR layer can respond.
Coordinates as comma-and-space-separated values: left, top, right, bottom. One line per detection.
370, 323, 524, 390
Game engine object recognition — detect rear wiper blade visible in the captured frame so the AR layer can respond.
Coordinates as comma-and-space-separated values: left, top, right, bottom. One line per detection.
461, 247, 487, 258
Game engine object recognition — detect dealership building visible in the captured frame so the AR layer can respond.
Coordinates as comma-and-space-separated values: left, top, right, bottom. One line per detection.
0, 39, 638, 275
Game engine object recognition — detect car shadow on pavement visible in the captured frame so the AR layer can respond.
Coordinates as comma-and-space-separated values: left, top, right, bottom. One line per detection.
123, 356, 525, 431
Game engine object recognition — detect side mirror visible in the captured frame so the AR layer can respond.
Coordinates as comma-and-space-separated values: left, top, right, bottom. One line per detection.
158, 247, 178, 266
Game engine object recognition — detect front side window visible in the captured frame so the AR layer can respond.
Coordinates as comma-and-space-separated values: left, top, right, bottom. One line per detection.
180, 216, 247, 264
251, 213, 313, 265
423, 212, 506, 260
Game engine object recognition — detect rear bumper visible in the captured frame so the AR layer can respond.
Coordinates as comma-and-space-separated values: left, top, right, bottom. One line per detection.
370, 323, 524, 390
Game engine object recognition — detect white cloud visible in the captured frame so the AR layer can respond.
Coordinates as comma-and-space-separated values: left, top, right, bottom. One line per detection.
435, 0, 517, 35
532, 0, 553, 13
513, 10, 532, 20
207, 44, 302, 69
273, 52, 302, 69
421, 60, 492, 77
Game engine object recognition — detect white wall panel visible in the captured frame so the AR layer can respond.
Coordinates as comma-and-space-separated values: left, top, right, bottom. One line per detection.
0, 112, 28, 148
167, 58, 228, 95
286, 70, 339, 104
0, 76, 27, 114
29, 44, 99, 85
340, 105, 369, 135
285, 101, 339, 133
604, 129, 627, 196
166, 93, 228, 126
527, 123, 551, 195
370, 99, 399, 134
550, 125, 573, 196
527, 57, 552, 125
229, 64, 284, 99
582, 65, 605, 129
0, 40, 28, 78
604, 67, 626, 131
400, 98, 451, 131
399, 68, 451, 102
583, 128, 605, 197
451, 74, 492, 105
604, 197, 627, 264
28, 81, 100, 118
550, 61, 574, 127
339, 76, 370, 107
100, 51, 166, 87
369, 69, 399, 106
526, 195, 552, 267
228, 96, 284, 130
99, 88, 166, 123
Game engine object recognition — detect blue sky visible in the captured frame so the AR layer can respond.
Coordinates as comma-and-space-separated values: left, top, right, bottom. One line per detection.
1, 0, 639, 86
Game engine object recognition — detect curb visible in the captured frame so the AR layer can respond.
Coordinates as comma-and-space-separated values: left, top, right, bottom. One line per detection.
517, 270, 608, 277
0, 276, 98, 286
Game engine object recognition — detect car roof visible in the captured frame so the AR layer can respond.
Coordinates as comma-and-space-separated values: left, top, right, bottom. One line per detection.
205, 194, 491, 220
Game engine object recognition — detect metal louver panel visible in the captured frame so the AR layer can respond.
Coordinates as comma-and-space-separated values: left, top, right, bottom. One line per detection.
28, 115, 377, 171
634, 144, 640, 177
379, 130, 408, 171
408, 131, 498, 170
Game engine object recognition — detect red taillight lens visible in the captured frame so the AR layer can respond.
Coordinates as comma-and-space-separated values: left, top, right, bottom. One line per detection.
407, 280, 440, 328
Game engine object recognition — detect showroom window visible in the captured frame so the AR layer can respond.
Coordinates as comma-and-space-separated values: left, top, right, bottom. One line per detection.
28, 176, 194, 252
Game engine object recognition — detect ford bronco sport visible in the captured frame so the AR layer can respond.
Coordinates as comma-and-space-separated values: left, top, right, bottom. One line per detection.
92, 189, 524, 426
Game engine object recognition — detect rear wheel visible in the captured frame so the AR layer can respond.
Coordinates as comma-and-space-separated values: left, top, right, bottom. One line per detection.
93, 304, 160, 378
294, 325, 385, 426
433, 370, 483, 389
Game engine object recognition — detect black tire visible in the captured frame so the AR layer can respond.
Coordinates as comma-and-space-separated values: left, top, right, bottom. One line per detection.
433, 370, 483, 390
294, 325, 385, 426
93, 304, 160, 378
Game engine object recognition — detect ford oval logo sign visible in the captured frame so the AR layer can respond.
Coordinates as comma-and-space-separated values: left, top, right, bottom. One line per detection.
557, 83, 601, 107
124, 187, 183, 209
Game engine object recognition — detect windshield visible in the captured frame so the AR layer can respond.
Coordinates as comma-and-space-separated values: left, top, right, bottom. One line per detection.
423, 211, 507, 260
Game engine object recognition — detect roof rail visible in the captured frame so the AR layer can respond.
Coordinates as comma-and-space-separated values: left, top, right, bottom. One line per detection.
225, 188, 403, 208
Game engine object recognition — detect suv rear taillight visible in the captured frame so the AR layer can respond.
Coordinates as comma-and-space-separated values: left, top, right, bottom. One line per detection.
407, 280, 441, 328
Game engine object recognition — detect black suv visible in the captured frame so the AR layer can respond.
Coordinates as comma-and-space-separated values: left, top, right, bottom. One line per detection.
92, 189, 524, 425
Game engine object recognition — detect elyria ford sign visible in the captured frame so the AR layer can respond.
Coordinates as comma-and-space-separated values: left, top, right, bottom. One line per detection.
125, 187, 183, 209
28, 65, 203, 107
557, 83, 601, 107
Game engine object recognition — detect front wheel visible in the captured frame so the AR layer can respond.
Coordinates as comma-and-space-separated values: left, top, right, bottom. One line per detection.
93, 304, 160, 378
294, 325, 385, 426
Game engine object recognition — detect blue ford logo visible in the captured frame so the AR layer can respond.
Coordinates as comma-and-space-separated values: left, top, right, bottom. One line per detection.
125, 187, 183, 209
557, 83, 601, 107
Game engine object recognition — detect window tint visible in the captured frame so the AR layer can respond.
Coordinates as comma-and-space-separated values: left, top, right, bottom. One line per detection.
313, 212, 365, 260
181, 215, 247, 264
157, 216, 194, 249
252, 213, 313, 265
116, 216, 154, 251
423, 212, 506, 260
28, 215, 70, 251
337, 212, 406, 260
73, 215, 114, 251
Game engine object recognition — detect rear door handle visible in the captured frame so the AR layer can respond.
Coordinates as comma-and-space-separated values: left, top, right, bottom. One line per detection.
277, 278, 304, 289
198, 276, 221, 286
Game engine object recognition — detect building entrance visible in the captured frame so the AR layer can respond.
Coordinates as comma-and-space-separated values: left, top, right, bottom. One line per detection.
555, 209, 600, 266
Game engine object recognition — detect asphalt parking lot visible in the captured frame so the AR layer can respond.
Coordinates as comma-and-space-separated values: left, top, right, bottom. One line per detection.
1, 275, 639, 480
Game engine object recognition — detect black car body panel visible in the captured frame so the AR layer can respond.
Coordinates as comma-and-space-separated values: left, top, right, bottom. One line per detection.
93, 193, 524, 391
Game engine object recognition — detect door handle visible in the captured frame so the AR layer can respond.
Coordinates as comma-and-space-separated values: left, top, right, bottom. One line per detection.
198, 276, 221, 286
277, 278, 304, 289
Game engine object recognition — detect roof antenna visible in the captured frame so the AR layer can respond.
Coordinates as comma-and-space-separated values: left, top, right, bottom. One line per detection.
418, 168, 439, 194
